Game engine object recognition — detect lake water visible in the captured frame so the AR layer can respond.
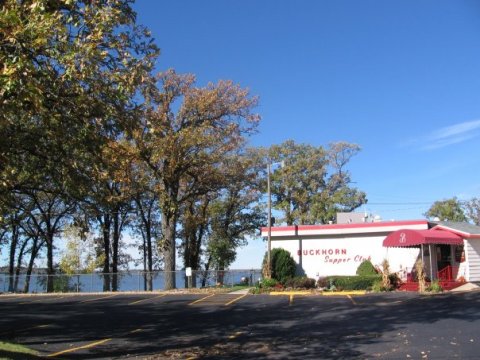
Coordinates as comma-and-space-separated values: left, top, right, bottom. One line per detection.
1, 269, 262, 293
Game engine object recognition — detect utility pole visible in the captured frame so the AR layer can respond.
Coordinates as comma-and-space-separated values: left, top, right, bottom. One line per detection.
267, 162, 272, 278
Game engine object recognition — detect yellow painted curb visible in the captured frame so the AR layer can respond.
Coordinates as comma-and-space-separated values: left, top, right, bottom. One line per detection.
269, 291, 313, 296
321, 291, 366, 296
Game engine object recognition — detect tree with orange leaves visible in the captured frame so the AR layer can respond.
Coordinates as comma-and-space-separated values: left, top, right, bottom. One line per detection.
134, 69, 260, 289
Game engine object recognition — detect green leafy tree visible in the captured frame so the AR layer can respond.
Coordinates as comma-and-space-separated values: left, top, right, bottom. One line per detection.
1, 0, 158, 197
266, 140, 367, 225
1, 0, 158, 291
424, 197, 467, 222
59, 225, 103, 276
464, 198, 480, 225
182, 153, 265, 270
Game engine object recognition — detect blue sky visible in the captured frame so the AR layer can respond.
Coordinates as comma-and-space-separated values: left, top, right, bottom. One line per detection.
133, 1, 480, 268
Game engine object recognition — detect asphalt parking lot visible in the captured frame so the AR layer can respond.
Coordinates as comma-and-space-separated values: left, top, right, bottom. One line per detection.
0, 290, 479, 359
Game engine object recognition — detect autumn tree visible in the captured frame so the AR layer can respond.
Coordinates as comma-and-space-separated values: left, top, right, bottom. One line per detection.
424, 197, 467, 222
266, 140, 366, 225
134, 70, 259, 289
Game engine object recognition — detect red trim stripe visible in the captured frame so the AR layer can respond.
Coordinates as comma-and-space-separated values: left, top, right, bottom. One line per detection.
261, 220, 427, 234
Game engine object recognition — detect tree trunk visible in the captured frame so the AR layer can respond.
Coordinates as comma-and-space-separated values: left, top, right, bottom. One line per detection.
146, 223, 153, 291
24, 237, 41, 293
142, 233, 147, 291
45, 236, 54, 292
101, 214, 111, 292
162, 210, 177, 290
8, 224, 18, 292
112, 211, 119, 292
46, 233, 55, 292
135, 196, 155, 292
217, 265, 225, 286
14, 239, 28, 292
201, 256, 212, 288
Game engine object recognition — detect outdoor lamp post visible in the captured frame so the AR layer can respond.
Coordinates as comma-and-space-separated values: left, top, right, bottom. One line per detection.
267, 162, 272, 279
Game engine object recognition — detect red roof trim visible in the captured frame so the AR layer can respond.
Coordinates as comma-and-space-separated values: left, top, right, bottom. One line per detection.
260, 226, 297, 233
261, 220, 427, 233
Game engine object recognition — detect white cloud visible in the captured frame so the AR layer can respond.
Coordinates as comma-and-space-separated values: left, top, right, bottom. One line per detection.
414, 119, 480, 151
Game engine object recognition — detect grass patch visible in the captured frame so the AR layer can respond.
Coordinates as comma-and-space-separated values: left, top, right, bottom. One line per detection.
227, 285, 251, 292
0, 341, 39, 360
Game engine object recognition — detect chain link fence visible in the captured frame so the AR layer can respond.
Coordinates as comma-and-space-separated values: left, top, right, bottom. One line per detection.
0, 269, 262, 294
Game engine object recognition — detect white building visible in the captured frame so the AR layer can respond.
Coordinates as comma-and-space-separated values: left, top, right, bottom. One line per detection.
261, 220, 480, 284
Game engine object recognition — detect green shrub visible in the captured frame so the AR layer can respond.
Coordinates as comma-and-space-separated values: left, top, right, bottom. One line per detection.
388, 273, 401, 289
316, 277, 329, 289
328, 275, 381, 290
263, 248, 297, 284
356, 260, 378, 276
285, 276, 316, 289
259, 278, 279, 288
371, 273, 400, 292
426, 280, 443, 293
371, 279, 384, 292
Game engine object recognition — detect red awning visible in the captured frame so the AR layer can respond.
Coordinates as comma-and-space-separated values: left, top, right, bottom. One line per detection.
383, 229, 463, 247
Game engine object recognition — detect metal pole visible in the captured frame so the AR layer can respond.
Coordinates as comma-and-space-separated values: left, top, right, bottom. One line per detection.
429, 244, 434, 280
421, 244, 424, 265
267, 163, 272, 279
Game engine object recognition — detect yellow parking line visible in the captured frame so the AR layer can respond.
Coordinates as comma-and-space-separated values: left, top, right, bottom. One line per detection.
0, 324, 50, 336
347, 295, 357, 305
228, 331, 244, 340
224, 294, 247, 306
47, 338, 111, 358
270, 291, 312, 296
322, 291, 366, 296
289, 294, 294, 305
19, 296, 64, 305
189, 294, 215, 305
128, 294, 166, 305
79, 294, 118, 303
129, 328, 143, 334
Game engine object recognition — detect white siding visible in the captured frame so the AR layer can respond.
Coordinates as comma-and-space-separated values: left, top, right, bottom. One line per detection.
272, 236, 420, 279
465, 239, 480, 282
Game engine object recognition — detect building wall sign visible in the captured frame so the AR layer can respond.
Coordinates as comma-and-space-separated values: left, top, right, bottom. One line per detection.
297, 248, 371, 265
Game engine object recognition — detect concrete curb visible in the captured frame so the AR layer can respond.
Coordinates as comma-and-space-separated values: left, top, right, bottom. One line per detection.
228, 288, 252, 295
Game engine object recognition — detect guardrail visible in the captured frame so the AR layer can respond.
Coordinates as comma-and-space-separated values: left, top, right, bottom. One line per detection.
0, 269, 262, 294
